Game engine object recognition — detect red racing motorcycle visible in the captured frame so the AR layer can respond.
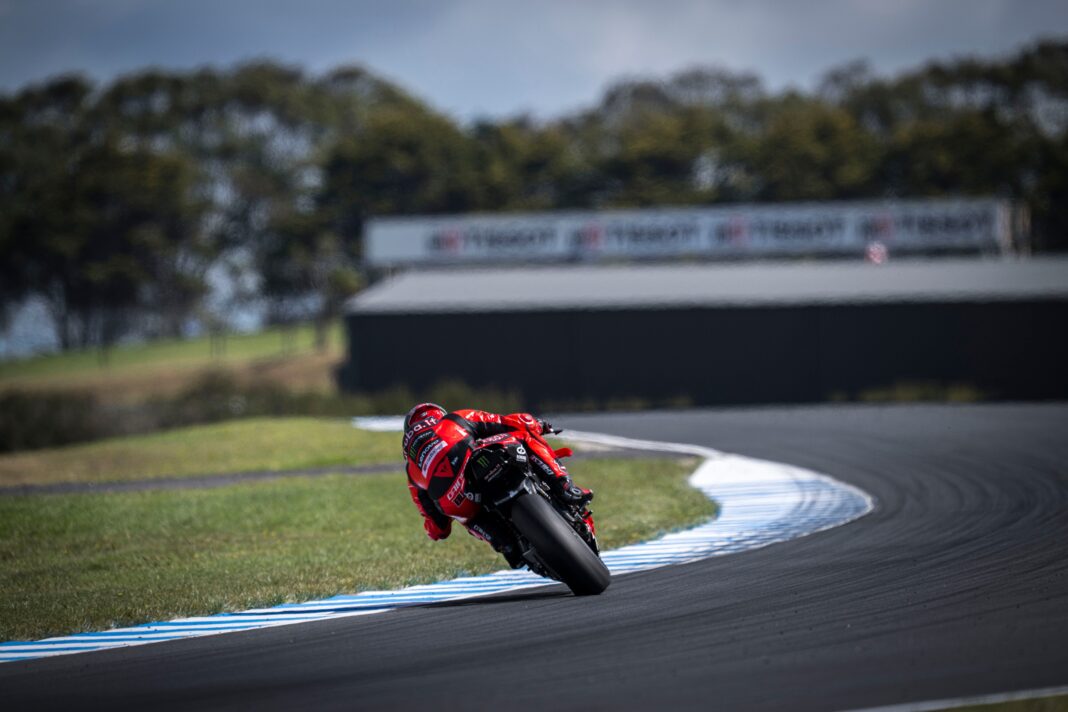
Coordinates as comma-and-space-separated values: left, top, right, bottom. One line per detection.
464, 431, 611, 595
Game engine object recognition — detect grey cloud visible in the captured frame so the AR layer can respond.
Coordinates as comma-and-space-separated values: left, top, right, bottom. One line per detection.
1, 0, 1065, 119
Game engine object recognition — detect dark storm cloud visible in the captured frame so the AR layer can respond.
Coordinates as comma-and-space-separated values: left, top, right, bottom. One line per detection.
1, 0, 1066, 119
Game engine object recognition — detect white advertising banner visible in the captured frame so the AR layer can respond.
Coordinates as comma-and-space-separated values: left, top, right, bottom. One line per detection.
364, 199, 1014, 267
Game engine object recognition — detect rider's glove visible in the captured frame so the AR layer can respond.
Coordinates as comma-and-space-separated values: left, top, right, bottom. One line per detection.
539, 419, 561, 435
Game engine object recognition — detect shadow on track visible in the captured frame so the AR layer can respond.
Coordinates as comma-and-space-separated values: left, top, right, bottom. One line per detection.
423, 588, 574, 609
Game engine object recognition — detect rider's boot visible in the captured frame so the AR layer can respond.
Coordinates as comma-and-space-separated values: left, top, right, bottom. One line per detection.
526, 439, 593, 508
548, 475, 594, 508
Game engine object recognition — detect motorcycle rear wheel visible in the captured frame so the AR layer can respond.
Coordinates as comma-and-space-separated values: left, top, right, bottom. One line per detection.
511, 493, 611, 595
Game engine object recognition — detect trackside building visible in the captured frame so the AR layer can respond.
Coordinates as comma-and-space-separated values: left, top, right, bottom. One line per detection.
338, 257, 1068, 408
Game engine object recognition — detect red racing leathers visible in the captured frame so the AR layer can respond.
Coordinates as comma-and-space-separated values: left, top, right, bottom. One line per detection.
403, 409, 578, 541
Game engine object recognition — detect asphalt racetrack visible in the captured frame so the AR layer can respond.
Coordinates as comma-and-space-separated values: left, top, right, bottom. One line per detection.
3, 403, 1067, 710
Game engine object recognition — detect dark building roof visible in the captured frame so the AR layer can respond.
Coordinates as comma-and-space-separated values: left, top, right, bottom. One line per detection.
347, 257, 1068, 314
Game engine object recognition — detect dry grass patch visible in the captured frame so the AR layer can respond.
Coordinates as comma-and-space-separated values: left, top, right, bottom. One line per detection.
0, 322, 344, 404
0, 418, 399, 487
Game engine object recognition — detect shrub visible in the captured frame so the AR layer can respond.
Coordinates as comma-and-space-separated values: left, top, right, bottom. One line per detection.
0, 390, 104, 453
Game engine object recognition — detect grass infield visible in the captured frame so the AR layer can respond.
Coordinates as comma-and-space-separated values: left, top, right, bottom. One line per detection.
0, 457, 713, 641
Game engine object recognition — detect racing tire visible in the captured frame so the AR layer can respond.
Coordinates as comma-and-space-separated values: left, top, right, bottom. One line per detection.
511, 493, 611, 595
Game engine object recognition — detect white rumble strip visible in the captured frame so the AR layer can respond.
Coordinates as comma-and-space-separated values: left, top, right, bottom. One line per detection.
0, 419, 873, 663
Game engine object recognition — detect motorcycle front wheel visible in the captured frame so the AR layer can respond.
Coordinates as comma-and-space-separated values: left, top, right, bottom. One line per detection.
510, 493, 611, 596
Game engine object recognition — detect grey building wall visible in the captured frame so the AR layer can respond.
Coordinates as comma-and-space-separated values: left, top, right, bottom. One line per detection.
338, 299, 1068, 408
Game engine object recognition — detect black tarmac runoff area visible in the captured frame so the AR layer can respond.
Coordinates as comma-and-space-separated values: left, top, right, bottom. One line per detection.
3, 403, 1067, 711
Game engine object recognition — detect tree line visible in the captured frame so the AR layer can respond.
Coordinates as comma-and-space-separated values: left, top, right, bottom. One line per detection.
2, 39, 1066, 351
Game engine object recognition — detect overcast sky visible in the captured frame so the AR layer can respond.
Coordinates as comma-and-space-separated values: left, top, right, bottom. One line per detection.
1, 0, 1067, 121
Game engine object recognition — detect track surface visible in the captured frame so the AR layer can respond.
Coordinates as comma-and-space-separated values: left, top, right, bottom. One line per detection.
3, 403, 1067, 710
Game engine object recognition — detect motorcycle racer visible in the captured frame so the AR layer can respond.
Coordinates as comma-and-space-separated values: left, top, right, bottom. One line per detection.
402, 402, 594, 568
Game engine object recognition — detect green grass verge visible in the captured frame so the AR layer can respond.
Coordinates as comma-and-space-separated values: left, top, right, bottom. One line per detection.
0, 457, 712, 641
0, 321, 343, 386
944, 695, 1068, 712
0, 418, 399, 486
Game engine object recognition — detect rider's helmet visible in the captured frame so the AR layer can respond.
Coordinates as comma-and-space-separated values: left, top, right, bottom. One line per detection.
404, 402, 446, 433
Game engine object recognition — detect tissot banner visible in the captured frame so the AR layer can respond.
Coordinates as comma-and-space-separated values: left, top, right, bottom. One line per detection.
364, 199, 1013, 266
